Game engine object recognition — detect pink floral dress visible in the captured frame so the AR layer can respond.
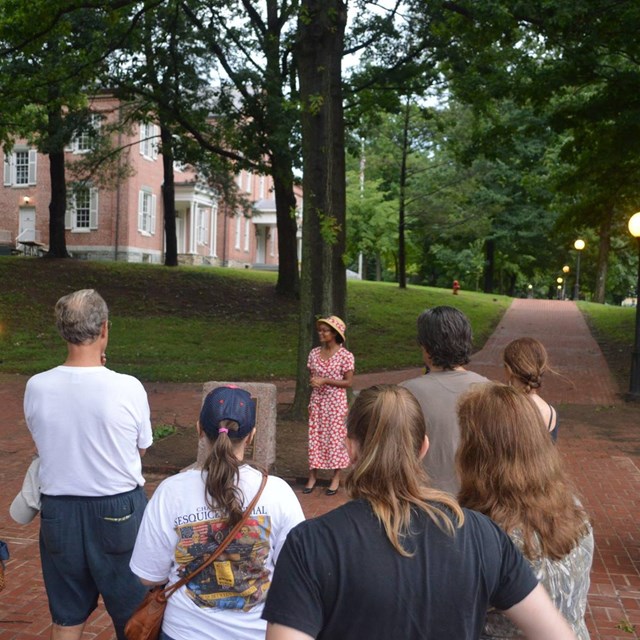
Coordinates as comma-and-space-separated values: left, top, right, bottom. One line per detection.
307, 346, 355, 469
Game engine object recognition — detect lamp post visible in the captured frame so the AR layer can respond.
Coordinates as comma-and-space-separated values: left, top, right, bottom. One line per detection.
527, 283, 533, 299
628, 213, 640, 400
573, 239, 585, 300
562, 265, 569, 300
556, 277, 563, 300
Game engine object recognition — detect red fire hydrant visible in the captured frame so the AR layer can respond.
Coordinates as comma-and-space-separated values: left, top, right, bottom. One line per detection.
452, 280, 460, 295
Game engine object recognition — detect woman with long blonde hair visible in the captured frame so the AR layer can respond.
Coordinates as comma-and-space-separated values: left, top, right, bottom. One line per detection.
457, 383, 593, 639
263, 385, 576, 640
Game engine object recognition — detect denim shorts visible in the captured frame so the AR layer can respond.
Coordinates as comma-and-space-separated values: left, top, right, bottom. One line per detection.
39, 486, 148, 639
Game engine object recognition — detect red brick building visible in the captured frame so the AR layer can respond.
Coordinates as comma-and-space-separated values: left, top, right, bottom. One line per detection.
0, 94, 302, 267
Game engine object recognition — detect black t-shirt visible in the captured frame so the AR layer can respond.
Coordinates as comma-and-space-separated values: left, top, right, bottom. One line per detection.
263, 499, 537, 640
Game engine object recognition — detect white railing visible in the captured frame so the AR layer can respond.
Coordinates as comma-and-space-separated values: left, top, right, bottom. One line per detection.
16, 229, 41, 244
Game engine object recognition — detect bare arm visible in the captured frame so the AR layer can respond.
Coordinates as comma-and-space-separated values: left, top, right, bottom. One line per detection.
266, 623, 314, 640
504, 584, 576, 639
139, 448, 147, 456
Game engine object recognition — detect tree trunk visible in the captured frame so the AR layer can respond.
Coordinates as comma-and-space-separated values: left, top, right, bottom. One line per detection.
46, 107, 70, 258
398, 99, 410, 289
160, 123, 178, 267
271, 153, 300, 297
594, 211, 612, 304
291, 0, 348, 417
264, 0, 300, 299
483, 237, 495, 293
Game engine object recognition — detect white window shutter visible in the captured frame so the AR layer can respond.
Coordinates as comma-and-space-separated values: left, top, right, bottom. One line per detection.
65, 193, 73, 229
28, 150, 37, 185
3, 155, 10, 186
151, 194, 157, 234
89, 188, 99, 229
138, 190, 144, 230
152, 125, 159, 160
139, 123, 145, 156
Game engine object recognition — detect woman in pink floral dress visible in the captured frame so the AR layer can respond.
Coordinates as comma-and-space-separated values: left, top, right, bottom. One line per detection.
303, 316, 354, 496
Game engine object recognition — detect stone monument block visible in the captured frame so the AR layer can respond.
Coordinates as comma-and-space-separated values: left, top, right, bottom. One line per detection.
196, 381, 277, 470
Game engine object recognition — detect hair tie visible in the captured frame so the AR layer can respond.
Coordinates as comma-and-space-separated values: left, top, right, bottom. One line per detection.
219, 427, 229, 434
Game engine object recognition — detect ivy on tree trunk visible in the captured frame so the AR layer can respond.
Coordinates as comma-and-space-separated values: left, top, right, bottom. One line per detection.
291, 0, 348, 417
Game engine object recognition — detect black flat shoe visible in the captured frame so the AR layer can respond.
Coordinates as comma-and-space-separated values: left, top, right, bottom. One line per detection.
325, 488, 338, 496
302, 485, 315, 494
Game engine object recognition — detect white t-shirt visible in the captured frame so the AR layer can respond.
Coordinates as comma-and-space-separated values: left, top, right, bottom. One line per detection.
24, 365, 153, 496
130, 465, 305, 640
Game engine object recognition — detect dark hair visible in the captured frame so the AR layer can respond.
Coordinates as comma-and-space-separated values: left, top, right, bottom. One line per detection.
317, 321, 344, 344
55, 289, 108, 345
345, 385, 463, 556
416, 306, 472, 369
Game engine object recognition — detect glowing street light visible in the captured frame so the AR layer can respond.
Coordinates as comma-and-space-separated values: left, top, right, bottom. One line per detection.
556, 277, 563, 300
561, 266, 569, 299
573, 239, 585, 300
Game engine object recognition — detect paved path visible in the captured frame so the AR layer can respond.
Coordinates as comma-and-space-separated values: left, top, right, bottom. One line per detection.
0, 299, 638, 639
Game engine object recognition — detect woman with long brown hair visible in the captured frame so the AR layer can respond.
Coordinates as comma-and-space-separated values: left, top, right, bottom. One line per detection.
457, 383, 593, 639
503, 337, 559, 440
130, 386, 304, 640
263, 385, 576, 640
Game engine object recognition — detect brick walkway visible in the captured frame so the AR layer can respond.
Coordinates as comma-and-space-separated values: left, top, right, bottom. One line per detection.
1, 299, 639, 638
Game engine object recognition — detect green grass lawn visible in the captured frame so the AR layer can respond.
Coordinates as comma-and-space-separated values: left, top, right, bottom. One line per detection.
578, 300, 637, 390
0, 257, 511, 382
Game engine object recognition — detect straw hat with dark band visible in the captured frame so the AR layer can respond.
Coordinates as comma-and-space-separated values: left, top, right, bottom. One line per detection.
316, 316, 346, 342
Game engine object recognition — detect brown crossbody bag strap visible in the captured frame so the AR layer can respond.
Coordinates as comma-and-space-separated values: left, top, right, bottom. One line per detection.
160, 472, 268, 601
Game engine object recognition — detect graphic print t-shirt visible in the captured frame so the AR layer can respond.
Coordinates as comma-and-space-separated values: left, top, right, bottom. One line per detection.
130, 466, 304, 640
176, 509, 271, 611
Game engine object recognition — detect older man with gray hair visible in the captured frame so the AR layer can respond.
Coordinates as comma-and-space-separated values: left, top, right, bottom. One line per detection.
23, 289, 153, 640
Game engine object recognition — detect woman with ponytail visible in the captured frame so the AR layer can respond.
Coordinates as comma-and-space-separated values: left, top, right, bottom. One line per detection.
130, 386, 304, 640
503, 337, 560, 441
263, 385, 576, 640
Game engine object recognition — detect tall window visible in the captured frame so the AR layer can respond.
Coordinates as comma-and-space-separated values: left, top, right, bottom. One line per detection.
197, 207, 208, 245
259, 175, 266, 199
75, 189, 91, 228
65, 186, 98, 231
3, 148, 37, 186
138, 189, 157, 234
139, 122, 158, 160
70, 114, 101, 153
15, 151, 29, 184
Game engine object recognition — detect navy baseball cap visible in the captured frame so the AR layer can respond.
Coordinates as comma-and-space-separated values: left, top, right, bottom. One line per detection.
199, 386, 256, 439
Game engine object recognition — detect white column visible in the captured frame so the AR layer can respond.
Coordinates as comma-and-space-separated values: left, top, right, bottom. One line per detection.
189, 201, 196, 254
